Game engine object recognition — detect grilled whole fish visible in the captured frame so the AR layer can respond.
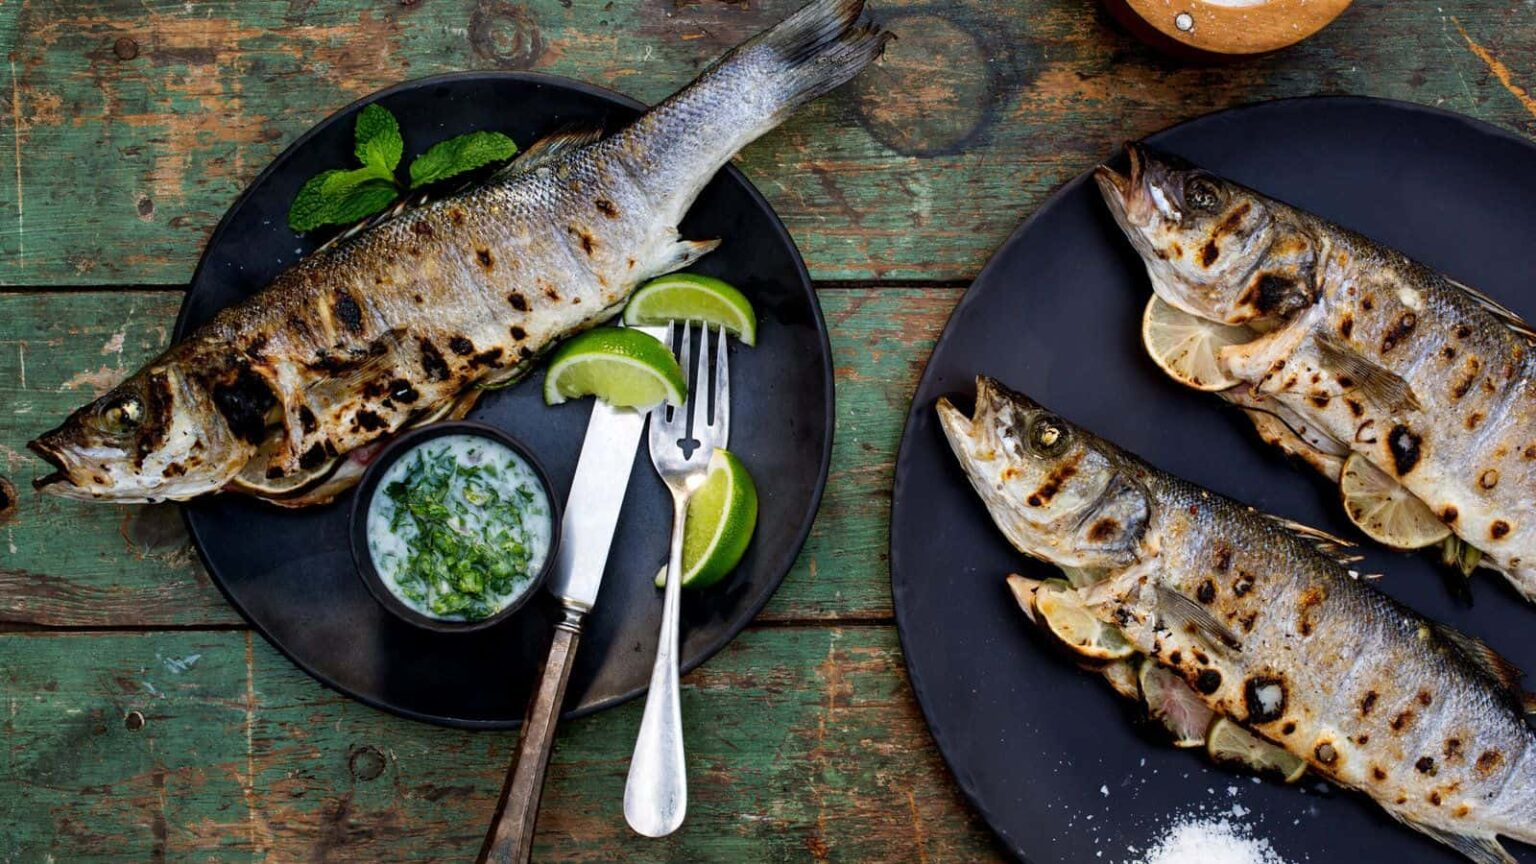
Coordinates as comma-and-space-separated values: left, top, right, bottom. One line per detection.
1096, 144, 1536, 598
939, 375, 1536, 864
28, 0, 890, 506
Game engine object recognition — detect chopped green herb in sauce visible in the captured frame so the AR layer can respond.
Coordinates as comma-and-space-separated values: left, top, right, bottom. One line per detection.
366, 435, 552, 621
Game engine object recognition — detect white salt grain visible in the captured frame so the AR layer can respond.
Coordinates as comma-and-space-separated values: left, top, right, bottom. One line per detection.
1131, 815, 1291, 864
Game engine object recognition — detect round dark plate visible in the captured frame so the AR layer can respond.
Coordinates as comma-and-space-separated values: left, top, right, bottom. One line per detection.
891, 97, 1536, 863
177, 72, 833, 728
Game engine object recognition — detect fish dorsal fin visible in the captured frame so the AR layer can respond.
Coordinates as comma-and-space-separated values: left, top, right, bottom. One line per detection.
493, 127, 604, 180
1432, 621, 1528, 702
312, 196, 417, 255
1155, 585, 1243, 652
1314, 334, 1422, 412
1447, 277, 1536, 342
1258, 511, 1363, 564
1393, 818, 1515, 864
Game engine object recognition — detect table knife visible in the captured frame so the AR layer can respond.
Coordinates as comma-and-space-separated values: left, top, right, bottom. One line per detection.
477, 395, 648, 864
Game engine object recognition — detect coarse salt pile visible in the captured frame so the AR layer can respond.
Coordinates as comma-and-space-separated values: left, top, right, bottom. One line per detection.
1131, 815, 1291, 864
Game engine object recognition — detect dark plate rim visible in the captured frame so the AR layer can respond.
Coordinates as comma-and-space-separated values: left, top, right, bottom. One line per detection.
887, 94, 1536, 861
177, 70, 835, 729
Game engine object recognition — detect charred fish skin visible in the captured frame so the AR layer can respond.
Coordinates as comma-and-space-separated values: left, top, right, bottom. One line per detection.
1096, 143, 1536, 599
28, 0, 892, 505
939, 376, 1536, 864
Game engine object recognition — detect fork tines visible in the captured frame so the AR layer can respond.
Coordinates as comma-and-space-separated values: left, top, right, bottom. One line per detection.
651, 321, 729, 465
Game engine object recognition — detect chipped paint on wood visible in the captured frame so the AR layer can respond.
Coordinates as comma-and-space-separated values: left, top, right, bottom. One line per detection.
0, 629, 1001, 862
1, 2, 1536, 283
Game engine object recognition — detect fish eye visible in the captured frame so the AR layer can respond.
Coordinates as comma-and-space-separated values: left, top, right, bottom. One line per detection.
98, 396, 144, 433
1028, 415, 1070, 457
1185, 177, 1222, 212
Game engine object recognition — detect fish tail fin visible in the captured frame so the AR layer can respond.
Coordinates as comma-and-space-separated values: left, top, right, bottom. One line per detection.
1395, 817, 1515, 864
614, 0, 891, 217
731, 0, 893, 126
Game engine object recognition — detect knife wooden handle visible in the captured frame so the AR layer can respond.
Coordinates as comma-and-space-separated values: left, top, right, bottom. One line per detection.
477, 608, 583, 864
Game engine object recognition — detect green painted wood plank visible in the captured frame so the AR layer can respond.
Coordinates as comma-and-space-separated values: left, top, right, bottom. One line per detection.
0, 287, 959, 627
0, 626, 1003, 862
2, 1, 1535, 285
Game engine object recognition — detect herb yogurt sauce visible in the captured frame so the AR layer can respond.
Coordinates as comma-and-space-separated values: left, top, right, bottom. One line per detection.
366, 435, 552, 621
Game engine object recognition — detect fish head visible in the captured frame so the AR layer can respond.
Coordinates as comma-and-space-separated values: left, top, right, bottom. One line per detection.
29, 364, 254, 502
1095, 143, 1317, 326
937, 376, 1149, 569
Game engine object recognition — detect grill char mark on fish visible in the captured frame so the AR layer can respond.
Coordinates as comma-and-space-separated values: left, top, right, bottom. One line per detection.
939, 376, 1536, 864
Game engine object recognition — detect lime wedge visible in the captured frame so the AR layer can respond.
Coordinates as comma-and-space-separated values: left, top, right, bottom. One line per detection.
543, 328, 686, 409
655, 448, 759, 589
623, 273, 757, 346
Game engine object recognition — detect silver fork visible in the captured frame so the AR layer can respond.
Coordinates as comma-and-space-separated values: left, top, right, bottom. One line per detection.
623, 321, 730, 838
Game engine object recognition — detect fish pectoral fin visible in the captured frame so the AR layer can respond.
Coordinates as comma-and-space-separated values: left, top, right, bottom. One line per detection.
493, 127, 605, 180
1154, 584, 1243, 652
1394, 819, 1515, 864
1314, 334, 1422, 412
1447, 277, 1536, 343
657, 237, 723, 275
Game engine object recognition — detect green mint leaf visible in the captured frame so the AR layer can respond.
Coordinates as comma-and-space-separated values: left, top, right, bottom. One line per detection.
354, 103, 403, 173
287, 167, 400, 232
288, 169, 349, 232
409, 131, 518, 189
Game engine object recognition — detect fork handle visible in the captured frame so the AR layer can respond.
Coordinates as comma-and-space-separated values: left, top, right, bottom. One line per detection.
477, 606, 583, 864
623, 492, 688, 837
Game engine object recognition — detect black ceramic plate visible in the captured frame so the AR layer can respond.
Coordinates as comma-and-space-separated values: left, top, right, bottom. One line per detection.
177, 72, 832, 728
891, 97, 1536, 863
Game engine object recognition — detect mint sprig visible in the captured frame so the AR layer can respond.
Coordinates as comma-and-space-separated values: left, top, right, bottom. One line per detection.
288, 104, 520, 233
410, 130, 519, 189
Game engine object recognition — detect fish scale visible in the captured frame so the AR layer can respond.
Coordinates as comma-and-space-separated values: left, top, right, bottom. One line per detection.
1097, 144, 1536, 601
940, 375, 1536, 864
28, 0, 891, 506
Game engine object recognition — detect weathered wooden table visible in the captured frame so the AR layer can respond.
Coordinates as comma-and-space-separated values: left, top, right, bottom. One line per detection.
3, 2, 1534, 860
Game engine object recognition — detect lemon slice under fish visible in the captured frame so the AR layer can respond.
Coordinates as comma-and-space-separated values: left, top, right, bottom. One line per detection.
1339, 452, 1451, 550
1141, 294, 1253, 391
1032, 579, 1135, 662
229, 435, 338, 498
1206, 717, 1308, 783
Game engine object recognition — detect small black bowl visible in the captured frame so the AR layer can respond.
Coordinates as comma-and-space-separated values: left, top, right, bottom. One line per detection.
349, 421, 562, 633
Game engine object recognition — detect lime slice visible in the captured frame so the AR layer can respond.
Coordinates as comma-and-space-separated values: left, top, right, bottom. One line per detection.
1339, 453, 1450, 550
1139, 660, 1214, 748
229, 434, 337, 498
623, 273, 757, 346
654, 448, 759, 589
1141, 294, 1253, 391
1206, 717, 1307, 783
543, 328, 686, 409
1033, 580, 1134, 661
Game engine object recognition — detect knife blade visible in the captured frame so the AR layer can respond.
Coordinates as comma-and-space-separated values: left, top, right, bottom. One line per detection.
478, 326, 660, 864
547, 398, 647, 610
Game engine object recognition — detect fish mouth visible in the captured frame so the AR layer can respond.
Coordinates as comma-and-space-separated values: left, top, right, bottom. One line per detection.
26, 437, 71, 491
1093, 141, 1147, 222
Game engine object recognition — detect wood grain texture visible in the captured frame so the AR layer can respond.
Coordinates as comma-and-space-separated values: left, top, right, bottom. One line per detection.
0, 287, 958, 627
3, 1, 1536, 284
0, 627, 1004, 862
